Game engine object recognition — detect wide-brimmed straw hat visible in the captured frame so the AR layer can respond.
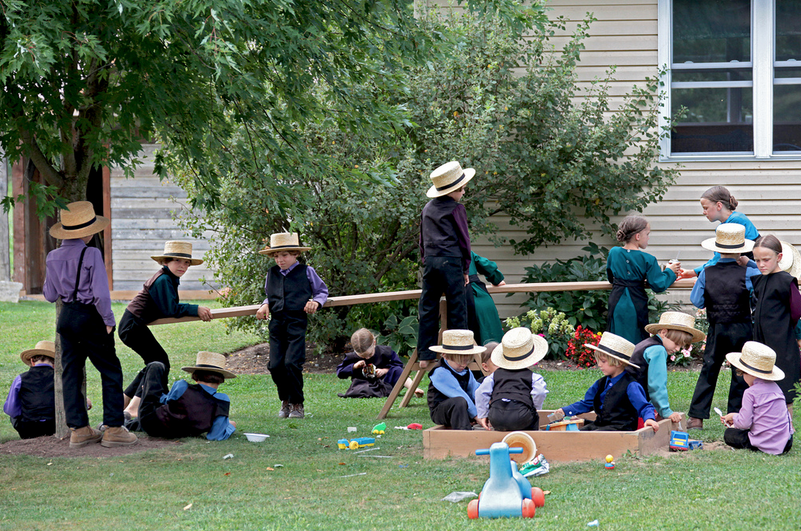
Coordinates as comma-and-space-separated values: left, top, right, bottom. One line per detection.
151, 241, 203, 266
491, 327, 549, 370
426, 161, 476, 198
20, 340, 56, 367
258, 232, 311, 256
585, 332, 639, 369
779, 241, 801, 280
726, 341, 785, 381
49, 201, 109, 239
429, 329, 486, 355
182, 351, 236, 379
644, 311, 705, 343
701, 224, 754, 254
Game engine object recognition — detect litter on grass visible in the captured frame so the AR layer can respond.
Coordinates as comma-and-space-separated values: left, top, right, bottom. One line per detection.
223, 453, 234, 460
442, 491, 478, 503
340, 472, 368, 478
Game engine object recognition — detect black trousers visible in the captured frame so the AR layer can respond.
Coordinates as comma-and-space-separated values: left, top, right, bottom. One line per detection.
10, 417, 55, 439
57, 306, 124, 428
724, 428, 793, 454
417, 256, 468, 361
488, 400, 539, 432
119, 310, 170, 397
430, 396, 473, 430
269, 310, 308, 404
689, 321, 750, 419
127, 362, 177, 438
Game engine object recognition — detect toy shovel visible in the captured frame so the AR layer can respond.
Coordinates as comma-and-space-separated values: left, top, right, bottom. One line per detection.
714, 407, 732, 427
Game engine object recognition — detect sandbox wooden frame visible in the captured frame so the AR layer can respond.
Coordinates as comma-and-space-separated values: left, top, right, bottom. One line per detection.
423, 411, 681, 462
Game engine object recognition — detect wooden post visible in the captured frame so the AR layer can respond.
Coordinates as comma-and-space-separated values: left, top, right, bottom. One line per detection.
0, 150, 9, 282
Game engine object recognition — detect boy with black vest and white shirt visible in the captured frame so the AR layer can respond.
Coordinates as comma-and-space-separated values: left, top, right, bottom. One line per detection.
4, 341, 57, 439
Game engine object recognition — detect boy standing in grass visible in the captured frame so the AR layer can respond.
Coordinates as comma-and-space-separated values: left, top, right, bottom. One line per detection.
256, 232, 328, 419
427, 330, 484, 430
4, 341, 56, 439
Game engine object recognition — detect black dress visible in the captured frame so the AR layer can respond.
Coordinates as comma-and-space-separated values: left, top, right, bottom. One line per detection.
752, 271, 801, 403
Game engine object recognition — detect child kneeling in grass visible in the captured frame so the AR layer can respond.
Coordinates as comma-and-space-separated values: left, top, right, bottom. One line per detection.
427, 330, 484, 430
721, 341, 794, 455
554, 332, 659, 432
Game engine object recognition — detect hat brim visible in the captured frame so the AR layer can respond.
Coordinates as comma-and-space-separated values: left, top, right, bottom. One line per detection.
491, 335, 549, 370
259, 246, 311, 256
584, 343, 640, 369
779, 241, 801, 280
49, 216, 109, 240
701, 236, 754, 254
643, 323, 705, 343
182, 366, 236, 379
426, 168, 476, 198
151, 255, 204, 266
725, 352, 785, 381
20, 348, 55, 366
429, 343, 486, 355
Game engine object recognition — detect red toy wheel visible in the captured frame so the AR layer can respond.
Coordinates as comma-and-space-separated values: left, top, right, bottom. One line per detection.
522, 498, 536, 518
467, 499, 479, 519
532, 487, 545, 508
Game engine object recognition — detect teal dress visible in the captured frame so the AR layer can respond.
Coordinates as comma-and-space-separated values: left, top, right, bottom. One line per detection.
467, 252, 505, 345
606, 247, 676, 344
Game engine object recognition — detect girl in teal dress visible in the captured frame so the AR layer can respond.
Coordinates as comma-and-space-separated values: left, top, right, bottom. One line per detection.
606, 216, 679, 344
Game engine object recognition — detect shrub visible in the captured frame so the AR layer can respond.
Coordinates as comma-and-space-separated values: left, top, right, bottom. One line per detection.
505, 307, 574, 360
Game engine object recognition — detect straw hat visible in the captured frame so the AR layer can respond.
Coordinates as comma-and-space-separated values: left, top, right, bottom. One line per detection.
20, 340, 55, 367
49, 201, 109, 239
426, 161, 476, 198
779, 241, 801, 280
258, 232, 311, 255
182, 351, 236, 379
429, 329, 486, 355
491, 327, 549, 370
726, 341, 785, 381
585, 332, 640, 369
701, 224, 754, 254
151, 241, 203, 266
644, 312, 705, 343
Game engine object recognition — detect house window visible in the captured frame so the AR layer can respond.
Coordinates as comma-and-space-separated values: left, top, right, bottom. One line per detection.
660, 0, 801, 157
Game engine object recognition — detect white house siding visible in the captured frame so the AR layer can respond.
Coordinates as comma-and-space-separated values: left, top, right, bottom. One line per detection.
110, 144, 217, 292
425, 0, 801, 318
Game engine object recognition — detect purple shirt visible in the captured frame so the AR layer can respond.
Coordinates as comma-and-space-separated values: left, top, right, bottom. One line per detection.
731, 378, 794, 455
260, 261, 328, 307
3, 362, 54, 418
43, 239, 115, 327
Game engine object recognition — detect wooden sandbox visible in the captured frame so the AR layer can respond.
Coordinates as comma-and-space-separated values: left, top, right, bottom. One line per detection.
423, 411, 682, 462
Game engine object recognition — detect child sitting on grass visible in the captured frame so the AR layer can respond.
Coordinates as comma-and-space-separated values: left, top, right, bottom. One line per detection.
427, 330, 484, 430
721, 341, 794, 455
336, 328, 422, 398
4, 341, 56, 439
554, 332, 659, 432
475, 328, 548, 431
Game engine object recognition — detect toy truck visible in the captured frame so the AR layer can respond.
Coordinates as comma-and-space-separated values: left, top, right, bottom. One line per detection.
337, 437, 376, 450
669, 430, 690, 451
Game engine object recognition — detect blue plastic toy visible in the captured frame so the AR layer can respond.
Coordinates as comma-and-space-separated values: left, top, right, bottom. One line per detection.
337, 437, 376, 450
466, 442, 544, 519
669, 430, 690, 451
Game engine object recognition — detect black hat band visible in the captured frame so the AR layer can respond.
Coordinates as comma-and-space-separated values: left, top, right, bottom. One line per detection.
269, 244, 304, 249
163, 252, 192, 259
715, 241, 746, 249
442, 343, 475, 351
62, 216, 97, 230
739, 359, 772, 375
504, 344, 535, 362
597, 343, 630, 360
436, 173, 465, 191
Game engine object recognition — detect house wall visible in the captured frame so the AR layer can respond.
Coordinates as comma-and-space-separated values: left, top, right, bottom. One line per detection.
425, 0, 801, 319
110, 144, 217, 292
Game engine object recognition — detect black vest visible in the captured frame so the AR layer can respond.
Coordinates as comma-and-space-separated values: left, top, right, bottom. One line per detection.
154, 385, 230, 438
421, 197, 461, 257
627, 336, 662, 401
490, 368, 534, 408
427, 362, 472, 411
267, 264, 312, 313
705, 261, 751, 324
126, 267, 176, 323
592, 372, 639, 431
19, 365, 56, 423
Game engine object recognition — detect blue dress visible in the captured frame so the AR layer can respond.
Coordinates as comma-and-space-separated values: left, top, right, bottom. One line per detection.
606, 247, 676, 344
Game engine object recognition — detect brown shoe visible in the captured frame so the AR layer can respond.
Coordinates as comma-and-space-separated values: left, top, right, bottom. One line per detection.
101, 426, 138, 447
278, 400, 291, 418
687, 417, 703, 430
70, 426, 103, 448
288, 404, 305, 419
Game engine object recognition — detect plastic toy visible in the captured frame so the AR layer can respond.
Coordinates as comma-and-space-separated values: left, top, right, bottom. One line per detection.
337, 437, 376, 450
688, 440, 703, 450
669, 430, 690, 451
466, 442, 545, 519
371, 422, 386, 435
604, 454, 615, 470
545, 418, 583, 431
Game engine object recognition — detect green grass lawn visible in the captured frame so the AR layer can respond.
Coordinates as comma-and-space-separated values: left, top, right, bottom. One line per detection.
1, 301, 799, 530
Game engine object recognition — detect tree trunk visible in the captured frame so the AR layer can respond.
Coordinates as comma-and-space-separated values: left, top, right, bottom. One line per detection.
0, 150, 8, 281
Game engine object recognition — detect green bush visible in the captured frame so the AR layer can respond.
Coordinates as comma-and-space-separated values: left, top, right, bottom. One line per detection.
505, 307, 574, 359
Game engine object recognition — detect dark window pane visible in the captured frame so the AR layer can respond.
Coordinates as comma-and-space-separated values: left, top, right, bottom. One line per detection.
673, 0, 750, 64
775, 67, 801, 79
776, 0, 801, 62
671, 87, 753, 152
773, 84, 801, 152
672, 69, 752, 83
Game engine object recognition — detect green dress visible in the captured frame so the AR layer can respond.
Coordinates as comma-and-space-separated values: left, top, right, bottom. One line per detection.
606, 247, 675, 345
467, 252, 505, 345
